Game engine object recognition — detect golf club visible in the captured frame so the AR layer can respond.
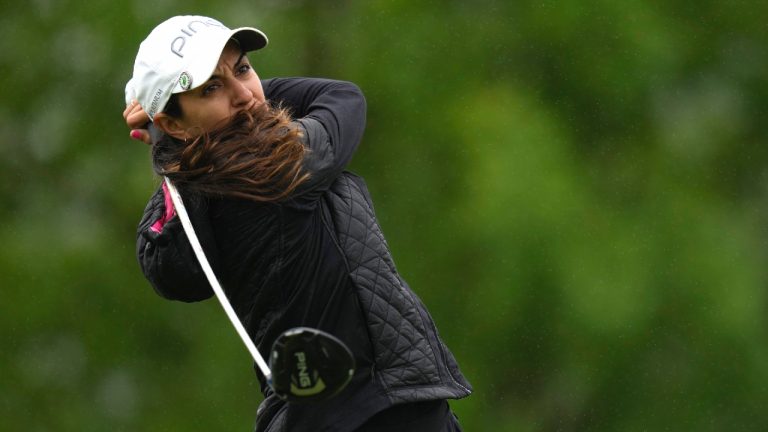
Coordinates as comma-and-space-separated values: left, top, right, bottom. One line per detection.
163, 177, 355, 403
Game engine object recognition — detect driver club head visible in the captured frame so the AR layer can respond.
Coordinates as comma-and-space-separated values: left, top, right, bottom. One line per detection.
269, 327, 355, 403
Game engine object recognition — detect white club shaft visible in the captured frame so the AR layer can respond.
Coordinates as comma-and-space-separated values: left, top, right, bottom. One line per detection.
163, 177, 272, 379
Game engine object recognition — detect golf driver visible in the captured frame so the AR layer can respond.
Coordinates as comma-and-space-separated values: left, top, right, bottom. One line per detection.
163, 177, 355, 403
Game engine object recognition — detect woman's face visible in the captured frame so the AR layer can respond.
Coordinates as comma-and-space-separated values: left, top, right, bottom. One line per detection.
169, 41, 265, 137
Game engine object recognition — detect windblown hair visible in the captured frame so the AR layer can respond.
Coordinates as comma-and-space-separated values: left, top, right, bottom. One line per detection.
152, 101, 310, 202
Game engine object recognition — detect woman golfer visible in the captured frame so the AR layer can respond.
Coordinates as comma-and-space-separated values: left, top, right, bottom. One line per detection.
124, 15, 471, 431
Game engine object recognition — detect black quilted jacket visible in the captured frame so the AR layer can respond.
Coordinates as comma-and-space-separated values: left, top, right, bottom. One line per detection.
136, 78, 471, 431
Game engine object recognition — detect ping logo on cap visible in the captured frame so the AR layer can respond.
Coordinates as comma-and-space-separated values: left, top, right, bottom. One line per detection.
170, 18, 227, 58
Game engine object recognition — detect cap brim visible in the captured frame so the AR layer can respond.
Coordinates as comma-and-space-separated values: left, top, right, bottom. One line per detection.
231, 27, 268, 52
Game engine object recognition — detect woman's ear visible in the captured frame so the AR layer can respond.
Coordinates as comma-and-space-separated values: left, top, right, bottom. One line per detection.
153, 113, 188, 141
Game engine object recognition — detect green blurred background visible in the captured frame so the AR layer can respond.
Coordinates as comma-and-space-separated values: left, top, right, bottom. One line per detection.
2, 0, 768, 430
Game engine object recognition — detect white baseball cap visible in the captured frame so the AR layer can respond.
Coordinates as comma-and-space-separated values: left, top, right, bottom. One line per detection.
125, 15, 268, 120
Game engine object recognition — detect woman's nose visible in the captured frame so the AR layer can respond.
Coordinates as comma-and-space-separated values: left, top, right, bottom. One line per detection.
231, 81, 252, 106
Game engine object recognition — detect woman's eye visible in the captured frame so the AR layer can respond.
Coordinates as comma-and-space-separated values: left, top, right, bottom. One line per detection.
237, 64, 252, 75
203, 84, 220, 95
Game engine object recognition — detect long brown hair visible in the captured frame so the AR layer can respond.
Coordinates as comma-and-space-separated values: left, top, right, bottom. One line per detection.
152, 101, 310, 202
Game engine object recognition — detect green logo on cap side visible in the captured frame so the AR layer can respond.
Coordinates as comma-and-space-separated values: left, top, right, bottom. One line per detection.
178, 72, 192, 90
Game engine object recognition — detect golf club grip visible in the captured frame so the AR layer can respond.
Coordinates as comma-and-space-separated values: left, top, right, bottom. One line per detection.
163, 177, 272, 379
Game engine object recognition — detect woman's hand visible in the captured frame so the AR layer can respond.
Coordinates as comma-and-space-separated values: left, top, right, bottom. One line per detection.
123, 100, 152, 145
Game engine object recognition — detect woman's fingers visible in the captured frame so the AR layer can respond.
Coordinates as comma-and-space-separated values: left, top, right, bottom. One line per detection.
122, 100, 137, 118
123, 100, 150, 129
129, 129, 152, 145
126, 110, 150, 129
123, 100, 152, 144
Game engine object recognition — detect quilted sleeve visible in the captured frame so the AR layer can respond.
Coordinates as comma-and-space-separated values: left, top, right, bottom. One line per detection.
136, 183, 216, 302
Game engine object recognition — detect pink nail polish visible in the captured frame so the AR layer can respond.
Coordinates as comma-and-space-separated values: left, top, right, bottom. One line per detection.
130, 130, 142, 140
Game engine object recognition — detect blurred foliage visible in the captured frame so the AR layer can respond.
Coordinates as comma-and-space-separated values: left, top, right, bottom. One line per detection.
2, 0, 768, 430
